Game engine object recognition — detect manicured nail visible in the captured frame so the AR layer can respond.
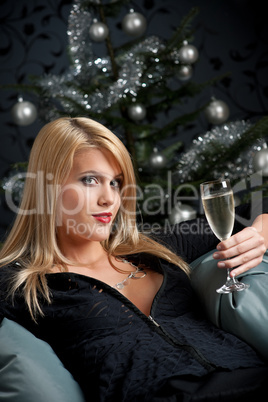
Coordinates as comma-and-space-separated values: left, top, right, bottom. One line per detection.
213, 253, 220, 259
218, 262, 225, 268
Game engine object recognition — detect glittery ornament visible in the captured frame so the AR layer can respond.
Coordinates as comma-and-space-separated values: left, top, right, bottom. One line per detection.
175, 120, 266, 183
204, 98, 230, 125
89, 20, 109, 42
2, 167, 27, 206
170, 202, 197, 224
178, 41, 199, 64
253, 144, 268, 176
122, 10, 147, 36
128, 103, 146, 121
176, 65, 192, 81
149, 148, 167, 169
11, 97, 37, 126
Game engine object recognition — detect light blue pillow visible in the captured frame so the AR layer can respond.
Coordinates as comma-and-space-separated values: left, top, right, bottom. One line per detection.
191, 250, 268, 360
0, 318, 86, 402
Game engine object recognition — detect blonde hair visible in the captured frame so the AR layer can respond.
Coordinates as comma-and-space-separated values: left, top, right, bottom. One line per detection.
0, 117, 190, 319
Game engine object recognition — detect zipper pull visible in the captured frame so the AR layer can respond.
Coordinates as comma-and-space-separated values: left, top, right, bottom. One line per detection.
148, 315, 160, 327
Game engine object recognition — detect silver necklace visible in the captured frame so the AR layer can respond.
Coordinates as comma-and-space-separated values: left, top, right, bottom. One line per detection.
113, 259, 147, 290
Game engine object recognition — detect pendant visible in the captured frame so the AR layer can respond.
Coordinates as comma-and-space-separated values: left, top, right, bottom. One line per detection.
113, 261, 147, 290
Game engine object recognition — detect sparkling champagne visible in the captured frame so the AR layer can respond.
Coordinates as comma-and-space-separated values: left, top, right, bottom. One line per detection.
202, 191, 234, 240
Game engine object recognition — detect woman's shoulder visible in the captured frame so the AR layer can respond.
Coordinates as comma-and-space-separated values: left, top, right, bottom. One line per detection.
146, 217, 217, 263
0, 262, 24, 323
148, 219, 199, 248
0, 262, 21, 294
0, 261, 20, 275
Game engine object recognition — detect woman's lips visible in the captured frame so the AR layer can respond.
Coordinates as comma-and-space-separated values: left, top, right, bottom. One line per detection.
92, 213, 112, 224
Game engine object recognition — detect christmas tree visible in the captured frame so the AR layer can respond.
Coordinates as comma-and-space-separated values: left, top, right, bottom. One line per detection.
3, 0, 268, 226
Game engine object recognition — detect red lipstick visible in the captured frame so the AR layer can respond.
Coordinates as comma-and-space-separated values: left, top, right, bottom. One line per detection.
92, 212, 112, 224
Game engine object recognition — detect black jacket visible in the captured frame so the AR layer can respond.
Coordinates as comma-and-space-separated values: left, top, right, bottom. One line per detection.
0, 205, 268, 401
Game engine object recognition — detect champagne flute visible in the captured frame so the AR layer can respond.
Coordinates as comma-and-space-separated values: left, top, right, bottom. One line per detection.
200, 178, 250, 294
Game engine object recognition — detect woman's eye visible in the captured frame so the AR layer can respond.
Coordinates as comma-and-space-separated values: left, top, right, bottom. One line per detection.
110, 179, 121, 188
82, 176, 99, 185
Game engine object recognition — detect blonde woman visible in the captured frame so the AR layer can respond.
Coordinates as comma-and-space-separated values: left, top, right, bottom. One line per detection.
0, 117, 267, 401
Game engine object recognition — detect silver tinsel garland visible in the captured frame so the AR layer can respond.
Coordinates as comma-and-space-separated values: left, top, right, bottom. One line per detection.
174, 120, 266, 183
37, 0, 166, 120
2, 169, 27, 206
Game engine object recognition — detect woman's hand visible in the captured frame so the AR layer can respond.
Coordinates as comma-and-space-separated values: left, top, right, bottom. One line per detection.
213, 214, 268, 277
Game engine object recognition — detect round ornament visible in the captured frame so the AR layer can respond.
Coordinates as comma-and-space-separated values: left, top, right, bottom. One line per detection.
89, 20, 109, 42
253, 145, 268, 176
122, 10, 147, 36
170, 202, 197, 224
204, 99, 230, 125
176, 65, 192, 81
11, 98, 37, 126
127, 103, 146, 121
149, 148, 167, 169
2, 168, 27, 206
178, 41, 199, 64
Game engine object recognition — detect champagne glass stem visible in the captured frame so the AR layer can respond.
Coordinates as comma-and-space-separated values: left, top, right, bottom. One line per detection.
226, 268, 238, 285
226, 268, 232, 282
217, 264, 248, 294
226, 268, 240, 285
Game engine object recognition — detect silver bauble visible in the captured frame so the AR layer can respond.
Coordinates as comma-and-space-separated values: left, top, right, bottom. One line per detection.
178, 42, 199, 64
170, 202, 197, 224
128, 103, 146, 121
122, 11, 147, 36
204, 99, 230, 125
89, 21, 109, 42
177, 65, 192, 81
253, 145, 268, 176
11, 99, 37, 126
149, 148, 167, 169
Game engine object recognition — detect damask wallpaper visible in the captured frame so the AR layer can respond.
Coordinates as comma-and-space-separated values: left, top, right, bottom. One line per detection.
0, 0, 267, 238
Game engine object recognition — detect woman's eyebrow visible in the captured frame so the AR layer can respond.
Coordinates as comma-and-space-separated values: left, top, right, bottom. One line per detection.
114, 173, 124, 178
79, 170, 123, 178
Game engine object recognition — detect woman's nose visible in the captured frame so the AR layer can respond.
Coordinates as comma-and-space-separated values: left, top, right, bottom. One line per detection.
97, 184, 115, 207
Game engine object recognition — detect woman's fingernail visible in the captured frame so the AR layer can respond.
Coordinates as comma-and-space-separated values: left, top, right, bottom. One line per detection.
213, 253, 220, 259
217, 245, 222, 250
218, 262, 225, 268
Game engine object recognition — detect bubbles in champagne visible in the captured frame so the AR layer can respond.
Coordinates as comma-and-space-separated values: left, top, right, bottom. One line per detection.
202, 191, 234, 240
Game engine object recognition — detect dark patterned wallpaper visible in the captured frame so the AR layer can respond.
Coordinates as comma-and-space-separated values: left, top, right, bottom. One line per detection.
0, 0, 267, 238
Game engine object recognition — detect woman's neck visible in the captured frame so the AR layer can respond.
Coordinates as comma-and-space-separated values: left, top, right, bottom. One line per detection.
57, 235, 107, 267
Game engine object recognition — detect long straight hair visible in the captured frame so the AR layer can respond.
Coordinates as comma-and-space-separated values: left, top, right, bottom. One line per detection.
0, 117, 190, 319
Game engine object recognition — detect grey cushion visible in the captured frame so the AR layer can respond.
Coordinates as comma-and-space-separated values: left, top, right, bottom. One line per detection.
191, 250, 268, 360
0, 318, 85, 402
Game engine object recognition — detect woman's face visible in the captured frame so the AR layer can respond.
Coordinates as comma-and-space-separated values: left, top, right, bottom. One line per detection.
56, 148, 122, 243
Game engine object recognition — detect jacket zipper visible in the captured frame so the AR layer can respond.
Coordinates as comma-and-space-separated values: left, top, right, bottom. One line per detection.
148, 315, 216, 373
93, 270, 217, 373
148, 266, 216, 372
148, 315, 160, 327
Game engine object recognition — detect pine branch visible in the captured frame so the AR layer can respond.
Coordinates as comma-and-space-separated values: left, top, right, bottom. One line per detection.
150, 105, 208, 139
163, 7, 199, 53
98, 0, 119, 80
0, 83, 43, 96
186, 115, 268, 182
135, 73, 230, 119
81, 0, 130, 17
